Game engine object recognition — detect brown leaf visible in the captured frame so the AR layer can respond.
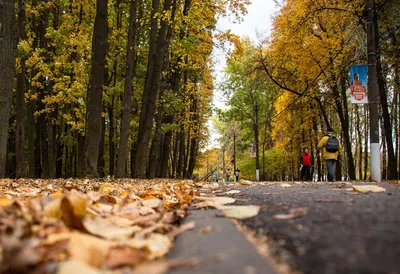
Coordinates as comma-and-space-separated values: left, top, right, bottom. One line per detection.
167, 221, 196, 238
1, 237, 42, 272
60, 197, 86, 231
98, 195, 118, 204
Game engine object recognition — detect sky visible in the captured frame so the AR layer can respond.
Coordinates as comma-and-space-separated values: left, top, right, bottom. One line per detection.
207, 0, 279, 148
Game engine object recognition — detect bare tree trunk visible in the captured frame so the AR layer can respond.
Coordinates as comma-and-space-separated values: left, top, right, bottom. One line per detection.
81, 0, 108, 177
0, 0, 18, 178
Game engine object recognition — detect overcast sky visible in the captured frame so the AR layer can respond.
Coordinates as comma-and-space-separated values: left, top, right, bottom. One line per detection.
208, 0, 279, 147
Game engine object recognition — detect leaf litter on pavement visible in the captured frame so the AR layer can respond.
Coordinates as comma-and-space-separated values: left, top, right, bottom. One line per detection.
0, 178, 200, 274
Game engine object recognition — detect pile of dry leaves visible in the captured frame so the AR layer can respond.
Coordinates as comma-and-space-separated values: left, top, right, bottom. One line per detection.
0, 178, 200, 274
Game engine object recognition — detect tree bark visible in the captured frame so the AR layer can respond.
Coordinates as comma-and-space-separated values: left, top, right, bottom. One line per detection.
116, 0, 137, 178
16, 0, 27, 178
0, 0, 18, 178
81, 0, 108, 177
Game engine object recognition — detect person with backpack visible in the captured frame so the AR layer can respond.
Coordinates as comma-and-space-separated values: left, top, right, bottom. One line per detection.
318, 127, 342, 182
300, 148, 313, 181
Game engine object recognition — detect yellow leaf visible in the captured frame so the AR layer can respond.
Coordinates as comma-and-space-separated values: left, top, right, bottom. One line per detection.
218, 205, 261, 219
58, 260, 101, 274
0, 196, 14, 208
352, 185, 386, 193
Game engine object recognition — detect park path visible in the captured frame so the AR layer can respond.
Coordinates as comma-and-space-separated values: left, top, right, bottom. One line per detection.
169, 181, 400, 274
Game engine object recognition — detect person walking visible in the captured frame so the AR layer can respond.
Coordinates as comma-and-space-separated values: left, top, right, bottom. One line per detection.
318, 127, 342, 182
226, 168, 231, 182
300, 148, 313, 181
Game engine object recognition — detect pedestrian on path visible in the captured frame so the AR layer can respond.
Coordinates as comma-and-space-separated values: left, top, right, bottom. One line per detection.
318, 127, 342, 182
300, 148, 313, 181
225, 169, 231, 182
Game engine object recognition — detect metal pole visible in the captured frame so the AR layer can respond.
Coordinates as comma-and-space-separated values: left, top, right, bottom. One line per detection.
233, 133, 237, 182
366, 0, 381, 182
255, 104, 260, 181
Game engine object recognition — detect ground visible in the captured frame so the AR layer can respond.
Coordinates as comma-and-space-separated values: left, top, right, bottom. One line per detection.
215, 181, 400, 274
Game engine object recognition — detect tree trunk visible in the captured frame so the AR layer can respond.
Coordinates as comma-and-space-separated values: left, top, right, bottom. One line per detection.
108, 98, 115, 176
116, 0, 137, 178
336, 75, 356, 179
0, 0, 18, 178
364, 105, 369, 180
16, 0, 27, 178
376, 60, 398, 179
148, 116, 162, 178
356, 105, 363, 180
98, 115, 106, 177
177, 126, 185, 178
134, 0, 173, 178
159, 116, 174, 178
81, 0, 108, 177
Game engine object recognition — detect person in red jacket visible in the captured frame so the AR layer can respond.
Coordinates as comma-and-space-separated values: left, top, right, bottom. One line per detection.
300, 148, 313, 181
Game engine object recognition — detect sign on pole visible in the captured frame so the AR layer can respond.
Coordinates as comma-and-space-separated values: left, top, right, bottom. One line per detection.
350, 65, 368, 104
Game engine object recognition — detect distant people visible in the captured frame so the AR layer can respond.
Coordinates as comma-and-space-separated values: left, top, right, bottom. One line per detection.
318, 127, 342, 182
226, 168, 231, 182
300, 148, 313, 181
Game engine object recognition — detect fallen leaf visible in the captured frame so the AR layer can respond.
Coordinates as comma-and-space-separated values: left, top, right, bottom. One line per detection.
273, 208, 309, 220
167, 221, 196, 238
125, 233, 172, 259
280, 183, 292, 188
193, 196, 235, 208
201, 226, 213, 233
130, 260, 170, 274
58, 260, 102, 274
83, 216, 140, 240
105, 246, 147, 269
98, 195, 117, 204
142, 198, 162, 208
45, 232, 111, 267
352, 185, 386, 193
218, 205, 261, 219
389, 180, 399, 185
0, 196, 14, 208
60, 197, 86, 231
239, 180, 252, 186
224, 190, 241, 195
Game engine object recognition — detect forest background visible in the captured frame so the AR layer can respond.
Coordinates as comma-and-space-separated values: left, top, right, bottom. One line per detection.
0, 0, 399, 182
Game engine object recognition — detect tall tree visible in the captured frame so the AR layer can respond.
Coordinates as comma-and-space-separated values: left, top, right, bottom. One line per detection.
16, 0, 28, 178
134, 0, 173, 178
0, 0, 18, 178
116, 0, 137, 178
80, 0, 108, 177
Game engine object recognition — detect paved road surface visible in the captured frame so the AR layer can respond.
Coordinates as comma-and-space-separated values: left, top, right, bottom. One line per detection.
219, 181, 400, 274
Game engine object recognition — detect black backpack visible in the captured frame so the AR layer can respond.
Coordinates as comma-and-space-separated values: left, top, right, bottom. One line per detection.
325, 136, 339, 152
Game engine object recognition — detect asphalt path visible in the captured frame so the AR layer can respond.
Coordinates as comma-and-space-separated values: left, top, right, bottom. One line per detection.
218, 181, 400, 274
